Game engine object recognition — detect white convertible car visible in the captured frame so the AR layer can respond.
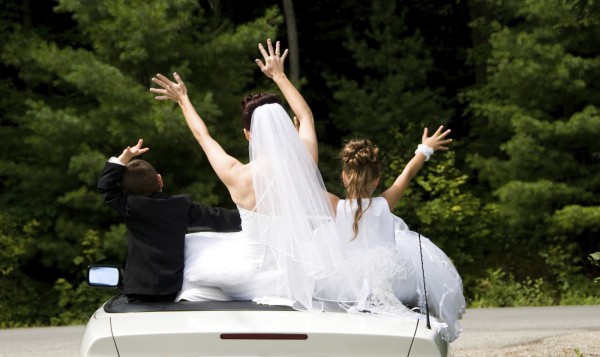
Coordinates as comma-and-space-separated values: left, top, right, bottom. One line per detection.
79, 265, 448, 357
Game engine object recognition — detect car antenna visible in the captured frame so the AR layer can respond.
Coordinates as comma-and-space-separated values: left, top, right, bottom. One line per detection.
418, 229, 431, 329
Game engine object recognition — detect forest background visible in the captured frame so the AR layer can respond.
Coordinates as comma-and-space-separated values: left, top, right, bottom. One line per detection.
1, 0, 599, 327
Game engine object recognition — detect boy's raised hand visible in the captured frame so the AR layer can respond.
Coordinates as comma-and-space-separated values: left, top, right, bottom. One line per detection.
118, 139, 149, 164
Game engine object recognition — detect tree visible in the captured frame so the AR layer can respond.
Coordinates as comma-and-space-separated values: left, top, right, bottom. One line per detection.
465, 0, 600, 298
323, 1, 492, 284
281, 0, 299, 85
0, 0, 281, 326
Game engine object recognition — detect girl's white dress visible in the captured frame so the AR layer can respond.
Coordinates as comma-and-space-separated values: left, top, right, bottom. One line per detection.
332, 197, 466, 342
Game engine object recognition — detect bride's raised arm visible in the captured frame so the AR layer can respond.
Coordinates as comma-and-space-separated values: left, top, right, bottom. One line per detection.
255, 39, 318, 164
150, 73, 243, 190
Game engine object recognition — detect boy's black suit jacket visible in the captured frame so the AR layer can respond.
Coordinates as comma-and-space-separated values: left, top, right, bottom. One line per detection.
97, 161, 241, 296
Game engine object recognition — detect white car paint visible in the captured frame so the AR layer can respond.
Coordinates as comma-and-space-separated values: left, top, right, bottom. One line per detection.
79, 299, 447, 357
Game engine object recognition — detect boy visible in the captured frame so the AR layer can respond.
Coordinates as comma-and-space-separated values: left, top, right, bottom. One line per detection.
97, 139, 241, 302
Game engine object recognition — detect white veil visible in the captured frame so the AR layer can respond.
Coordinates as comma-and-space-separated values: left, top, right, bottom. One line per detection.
250, 103, 359, 310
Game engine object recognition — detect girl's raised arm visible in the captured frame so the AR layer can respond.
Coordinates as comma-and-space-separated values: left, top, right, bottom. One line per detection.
381, 126, 452, 210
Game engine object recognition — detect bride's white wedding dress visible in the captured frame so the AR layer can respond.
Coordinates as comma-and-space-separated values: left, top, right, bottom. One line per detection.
177, 103, 361, 310
333, 197, 466, 342
177, 206, 283, 303
178, 205, 358, 309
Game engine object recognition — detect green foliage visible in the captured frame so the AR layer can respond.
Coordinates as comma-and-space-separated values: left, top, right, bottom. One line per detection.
327, 0, 452, 150
590, 251, 600, 283
472, 268, 555, 307
0, 214, 41, 328
51, 278, 114, 326
0, 0, 281, 326
324, 1, 494, 281
465, 0, 600, 301
0, 275, 53, 328
2, 0, 600, 327
590, 252, 600, 266
394, 151, 502, 281
560, 279, 597, 306
0, 215, 34, 277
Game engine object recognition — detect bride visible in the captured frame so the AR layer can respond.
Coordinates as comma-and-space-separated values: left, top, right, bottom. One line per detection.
150, 39, 359, 310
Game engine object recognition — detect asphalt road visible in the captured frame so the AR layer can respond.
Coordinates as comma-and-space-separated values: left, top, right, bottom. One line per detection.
1, 305, 599, 357
450, 305, 600, 356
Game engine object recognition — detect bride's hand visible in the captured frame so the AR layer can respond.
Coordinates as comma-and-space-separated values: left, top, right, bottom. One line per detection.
150, 72, 188, 103
422, 125, 452, 151
255, 38, 288, 80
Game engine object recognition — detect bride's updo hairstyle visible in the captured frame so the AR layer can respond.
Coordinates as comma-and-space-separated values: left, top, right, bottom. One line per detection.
340, 139, 381, 240
241, 92, 282, 130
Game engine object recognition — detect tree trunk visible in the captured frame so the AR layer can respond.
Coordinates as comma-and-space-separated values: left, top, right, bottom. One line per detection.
282, 0, 300, 85
467, 0, 488, 84
23, 0, 32, 31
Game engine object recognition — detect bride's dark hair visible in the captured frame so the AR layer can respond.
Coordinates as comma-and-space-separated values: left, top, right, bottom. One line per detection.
241, 93, 281, 130
340, 139, 381, 240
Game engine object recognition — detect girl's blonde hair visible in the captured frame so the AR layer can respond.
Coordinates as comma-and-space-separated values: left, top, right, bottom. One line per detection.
340, 139, 380, 240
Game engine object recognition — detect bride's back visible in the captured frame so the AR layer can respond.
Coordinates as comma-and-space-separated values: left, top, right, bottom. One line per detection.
226, 162, 256, 211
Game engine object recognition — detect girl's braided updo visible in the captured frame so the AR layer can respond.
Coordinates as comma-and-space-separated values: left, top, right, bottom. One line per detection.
340, 139, 381, 240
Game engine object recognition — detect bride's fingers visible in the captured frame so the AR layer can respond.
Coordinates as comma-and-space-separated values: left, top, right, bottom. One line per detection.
151, 76, 169, 89
258, 43, 269, 61
149, 87, 167, 95
267, 38, 275, 56
173, 72, 184, 85
255, 59, 266, 71
154, 95, 170, 101
155, 73, 174, 87
275, 41, 281, 56
433, 125, 444, 136
280, 49, 289, 63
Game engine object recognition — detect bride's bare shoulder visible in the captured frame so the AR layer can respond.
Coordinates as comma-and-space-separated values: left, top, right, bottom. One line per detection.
226, 163, 255, 208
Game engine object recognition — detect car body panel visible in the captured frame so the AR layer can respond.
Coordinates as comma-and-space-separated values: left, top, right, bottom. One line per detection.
79, 300, 447, 357
411, 323, 449, 356
78, 309, 119, 357
111, 310, 416, 356
80, 267, 448, 357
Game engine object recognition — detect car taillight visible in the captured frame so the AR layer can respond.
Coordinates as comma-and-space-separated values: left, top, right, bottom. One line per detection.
220, 333, 308, 340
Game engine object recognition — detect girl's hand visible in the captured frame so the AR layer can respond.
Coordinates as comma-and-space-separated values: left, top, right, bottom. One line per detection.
422, 126, 452, 151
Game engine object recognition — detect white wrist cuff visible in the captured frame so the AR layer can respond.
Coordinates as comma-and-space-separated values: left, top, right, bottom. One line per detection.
109, 157, 126, 166
415, 144, 434, 161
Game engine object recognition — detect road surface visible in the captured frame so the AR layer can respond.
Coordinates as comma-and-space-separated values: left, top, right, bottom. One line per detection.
451, 305, 600, 356
0, 305, 599, 356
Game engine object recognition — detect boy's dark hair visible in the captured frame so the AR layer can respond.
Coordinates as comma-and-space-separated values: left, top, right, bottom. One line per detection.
121, 159, 160, 196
